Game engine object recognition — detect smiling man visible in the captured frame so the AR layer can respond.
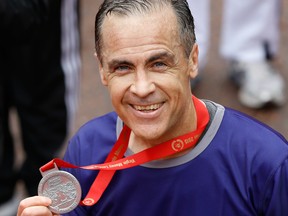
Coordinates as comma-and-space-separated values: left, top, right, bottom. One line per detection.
17, 0, 288, 216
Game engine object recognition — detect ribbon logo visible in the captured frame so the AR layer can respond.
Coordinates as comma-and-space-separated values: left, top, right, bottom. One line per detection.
171, 139, 184, 152
83, 198, 95, 206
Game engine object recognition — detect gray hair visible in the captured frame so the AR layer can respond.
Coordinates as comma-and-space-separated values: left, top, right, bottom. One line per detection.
95, 0, 196, 60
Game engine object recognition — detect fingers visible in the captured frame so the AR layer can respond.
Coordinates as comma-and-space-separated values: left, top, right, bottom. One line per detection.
17, 196, 57, 216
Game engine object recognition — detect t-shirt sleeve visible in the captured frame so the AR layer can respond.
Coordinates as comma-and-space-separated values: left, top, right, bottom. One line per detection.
261, 157, 288, 215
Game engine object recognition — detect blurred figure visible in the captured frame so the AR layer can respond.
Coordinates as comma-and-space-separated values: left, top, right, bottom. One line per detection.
0, 0, 81, 215
188, 0, 286, 109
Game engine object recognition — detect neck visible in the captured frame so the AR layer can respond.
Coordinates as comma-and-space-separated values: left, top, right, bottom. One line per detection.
128, 132, 150, 154
128, 131, 197, 159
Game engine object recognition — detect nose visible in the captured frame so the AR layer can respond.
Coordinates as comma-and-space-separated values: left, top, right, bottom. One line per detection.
130, 70, 155, 97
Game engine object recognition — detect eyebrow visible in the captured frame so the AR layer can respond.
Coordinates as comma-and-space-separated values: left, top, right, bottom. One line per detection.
145, 51, 175, 64
107, 51, 175, 69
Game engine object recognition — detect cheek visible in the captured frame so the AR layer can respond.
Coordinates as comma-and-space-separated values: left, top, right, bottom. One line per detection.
107, 78, 129, 104
160, 72, 188, 90
108, 83, 121, 99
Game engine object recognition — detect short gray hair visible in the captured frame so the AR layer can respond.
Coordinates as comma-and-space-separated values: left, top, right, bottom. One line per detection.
95, 0, 196, 60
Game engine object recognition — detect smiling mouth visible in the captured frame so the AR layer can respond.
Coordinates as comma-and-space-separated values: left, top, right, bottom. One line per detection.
133, 103, 162, 112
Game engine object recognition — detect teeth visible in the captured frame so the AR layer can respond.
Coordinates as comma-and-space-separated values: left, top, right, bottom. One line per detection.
134, 104, 161, 111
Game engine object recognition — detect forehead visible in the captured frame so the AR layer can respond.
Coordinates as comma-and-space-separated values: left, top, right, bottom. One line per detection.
100, 6, 181, 60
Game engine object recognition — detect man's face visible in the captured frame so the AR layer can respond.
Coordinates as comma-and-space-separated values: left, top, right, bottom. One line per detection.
98, 6, 199, 144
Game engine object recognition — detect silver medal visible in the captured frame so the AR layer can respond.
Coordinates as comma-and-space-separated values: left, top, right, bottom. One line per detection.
38, 165, 82, 214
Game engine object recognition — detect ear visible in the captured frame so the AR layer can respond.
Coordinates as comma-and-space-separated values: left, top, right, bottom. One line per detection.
95, 52, 108, 86
188, 43, 199, 79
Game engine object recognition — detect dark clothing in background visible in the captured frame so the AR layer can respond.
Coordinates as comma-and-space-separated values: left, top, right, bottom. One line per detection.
0, 0, 80, 202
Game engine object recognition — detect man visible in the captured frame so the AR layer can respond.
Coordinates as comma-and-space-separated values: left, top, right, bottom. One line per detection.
17, 0, 288, 215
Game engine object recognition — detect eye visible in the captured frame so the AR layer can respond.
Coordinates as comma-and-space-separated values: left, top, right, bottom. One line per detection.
155, 62, 165, 66
152, 61, 167, 71
115, 65, 130, 73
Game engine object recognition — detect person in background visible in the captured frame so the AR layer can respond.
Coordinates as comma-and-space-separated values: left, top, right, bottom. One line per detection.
0, 0, 81, 215
188, 0, 286, 109
17, 0, 288, 215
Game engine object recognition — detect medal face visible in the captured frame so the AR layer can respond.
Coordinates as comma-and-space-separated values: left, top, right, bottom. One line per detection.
38, 170, 82, 214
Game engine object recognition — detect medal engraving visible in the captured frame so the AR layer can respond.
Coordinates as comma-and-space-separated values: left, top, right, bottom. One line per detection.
38, 170, 82, 214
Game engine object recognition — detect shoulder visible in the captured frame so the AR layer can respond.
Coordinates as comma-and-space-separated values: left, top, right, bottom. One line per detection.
222, 107, 287, 145
63, 112, 119, 165
214, 104, 288, 181
205, 100, 288, 175
203, 100, 286, 145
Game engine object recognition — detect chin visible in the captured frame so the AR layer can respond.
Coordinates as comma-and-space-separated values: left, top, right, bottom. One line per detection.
134, 125, 164, 140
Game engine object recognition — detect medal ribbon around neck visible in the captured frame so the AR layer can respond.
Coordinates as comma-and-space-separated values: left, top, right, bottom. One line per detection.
40, 95, 210, 207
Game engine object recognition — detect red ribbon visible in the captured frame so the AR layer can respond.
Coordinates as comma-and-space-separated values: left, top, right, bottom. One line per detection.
40, 95, 209, 206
